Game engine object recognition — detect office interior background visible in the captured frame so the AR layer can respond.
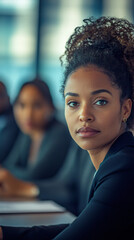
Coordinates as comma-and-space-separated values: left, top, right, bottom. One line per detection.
0, 0, 134, 109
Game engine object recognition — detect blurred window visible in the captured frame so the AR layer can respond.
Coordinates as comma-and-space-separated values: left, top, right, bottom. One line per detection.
39, 0, 103, 108
0, 0, 38, 101
0, 0, 133, 108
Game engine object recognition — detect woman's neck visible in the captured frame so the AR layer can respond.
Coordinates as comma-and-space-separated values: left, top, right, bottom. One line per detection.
88, 130, 126, 170
88, 147, 110, 170
30, 130, 45, 142
28, 132, 44, 164
87, 137, 118, 170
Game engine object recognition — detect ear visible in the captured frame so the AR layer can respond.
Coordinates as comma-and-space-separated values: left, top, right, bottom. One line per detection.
122, 98, 132, 121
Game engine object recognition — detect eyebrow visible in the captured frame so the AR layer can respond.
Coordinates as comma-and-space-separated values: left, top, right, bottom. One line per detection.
65, 92, 79, 97
91, 89, 112, 96
65, 89, 112, 97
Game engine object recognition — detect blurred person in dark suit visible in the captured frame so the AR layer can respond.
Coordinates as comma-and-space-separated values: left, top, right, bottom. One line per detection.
36, 142, 95, 215
0, 81, 19, 163
0, 139, 95, 215
0, 78, 71, 198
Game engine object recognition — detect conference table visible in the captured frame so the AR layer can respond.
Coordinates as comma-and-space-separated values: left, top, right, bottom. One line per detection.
0, 198, 76, 227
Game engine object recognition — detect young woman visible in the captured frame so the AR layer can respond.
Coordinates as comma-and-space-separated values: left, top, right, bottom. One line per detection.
0, 78, 71, 197
0, 16, 134, 240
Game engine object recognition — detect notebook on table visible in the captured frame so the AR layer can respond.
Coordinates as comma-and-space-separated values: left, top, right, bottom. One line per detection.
0, 200, 66, 214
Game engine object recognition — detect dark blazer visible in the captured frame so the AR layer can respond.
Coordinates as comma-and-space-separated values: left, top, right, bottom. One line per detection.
0, 108, 19, 163
2, 131, 134, 240
2, 116, 71, 180
35, 142, 95, 215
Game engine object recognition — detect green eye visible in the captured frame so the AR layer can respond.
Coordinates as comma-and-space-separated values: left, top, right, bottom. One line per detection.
95, 99, 108, 106
67, 101, 79, 108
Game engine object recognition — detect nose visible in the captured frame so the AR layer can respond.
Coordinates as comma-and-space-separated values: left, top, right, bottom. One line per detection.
23, 107, 33, 120
79, 104, 94, 122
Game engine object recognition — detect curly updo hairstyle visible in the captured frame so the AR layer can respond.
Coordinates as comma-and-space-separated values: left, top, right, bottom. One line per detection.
60, 16, 134, 130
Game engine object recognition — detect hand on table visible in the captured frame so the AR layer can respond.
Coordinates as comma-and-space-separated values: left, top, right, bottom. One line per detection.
0, 168, 39, 198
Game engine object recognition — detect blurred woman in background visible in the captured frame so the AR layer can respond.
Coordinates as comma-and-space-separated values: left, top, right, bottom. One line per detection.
0, 78, 71, 197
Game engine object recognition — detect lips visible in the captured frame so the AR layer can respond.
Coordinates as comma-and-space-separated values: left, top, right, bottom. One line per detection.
76, 127, 100, 137
23, 121, 34, 128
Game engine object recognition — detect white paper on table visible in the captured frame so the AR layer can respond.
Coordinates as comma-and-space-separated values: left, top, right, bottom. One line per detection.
0, 200, 66, 214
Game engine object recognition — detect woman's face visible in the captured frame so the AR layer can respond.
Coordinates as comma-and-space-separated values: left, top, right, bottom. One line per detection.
64, 66, 131, 153
14, 85, 53, 134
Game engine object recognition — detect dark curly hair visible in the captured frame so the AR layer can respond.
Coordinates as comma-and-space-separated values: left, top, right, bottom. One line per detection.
60, 16, 134, 130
